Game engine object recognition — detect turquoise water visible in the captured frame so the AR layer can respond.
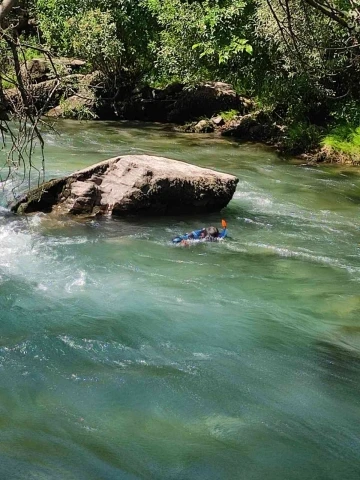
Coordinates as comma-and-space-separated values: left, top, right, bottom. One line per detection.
1, 121, 360, 479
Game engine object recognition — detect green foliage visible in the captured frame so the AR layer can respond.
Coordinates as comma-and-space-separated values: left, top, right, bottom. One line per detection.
1, 75, 16, 89
57, 93, 98, 120
329, 101, 360, 127
7, 0, 360, 157
322, 125, 360, 157
219, 109, 239, 122
282, 122, 322, 154
35, 0, 157, 86
21, 48, 42, 62
143, 0, 252, 83
67, 9, 123, 73
35, 0, 79, 54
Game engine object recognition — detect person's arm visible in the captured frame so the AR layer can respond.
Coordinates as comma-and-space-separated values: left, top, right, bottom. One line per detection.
173, 233, 189, 243
190, 229, 205, 240
172, 228, 205, 243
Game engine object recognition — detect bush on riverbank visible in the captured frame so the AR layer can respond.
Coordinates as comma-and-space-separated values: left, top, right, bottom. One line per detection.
322, 126, 360, 157
316, 126, 360, 165
281, 123, 322, 155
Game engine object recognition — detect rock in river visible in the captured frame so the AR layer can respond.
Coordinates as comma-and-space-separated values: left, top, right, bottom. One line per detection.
11, 155, 238, 216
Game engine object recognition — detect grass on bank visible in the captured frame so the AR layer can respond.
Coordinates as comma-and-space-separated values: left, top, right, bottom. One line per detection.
321, 125, 360, 158
275, 119, 360, 162
219, 109, 239, 122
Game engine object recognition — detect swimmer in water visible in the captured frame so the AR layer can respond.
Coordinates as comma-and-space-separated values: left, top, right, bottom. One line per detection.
172, 220, 227, 244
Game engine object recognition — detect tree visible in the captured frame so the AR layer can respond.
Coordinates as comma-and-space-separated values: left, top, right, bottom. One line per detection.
257, 0, 360, 89
35, 0, 158, 93
252, 0, 360, 127
301, 0, 358, 32
142, 0, 253, 83
0, 0, 59, 191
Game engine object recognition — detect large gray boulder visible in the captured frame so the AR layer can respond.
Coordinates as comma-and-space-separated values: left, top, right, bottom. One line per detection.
11, 155, 238, 216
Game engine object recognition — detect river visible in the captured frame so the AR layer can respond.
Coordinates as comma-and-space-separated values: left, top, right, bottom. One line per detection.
1, 121, 360, 479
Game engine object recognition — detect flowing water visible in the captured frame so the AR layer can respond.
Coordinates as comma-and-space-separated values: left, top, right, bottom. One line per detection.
1, 121, 360, 479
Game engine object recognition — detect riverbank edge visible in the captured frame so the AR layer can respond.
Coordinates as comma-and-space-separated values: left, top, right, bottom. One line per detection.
3, 61, 357, 166
174, 114, 360, 167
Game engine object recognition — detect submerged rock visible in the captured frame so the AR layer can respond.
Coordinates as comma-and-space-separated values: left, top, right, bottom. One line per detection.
11, 155, 238, 216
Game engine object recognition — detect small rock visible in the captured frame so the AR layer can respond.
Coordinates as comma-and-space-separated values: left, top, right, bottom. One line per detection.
211, 115, 224, 126
65, 59, 86, 71
20, 58, 51, 84
46, 94, 96, 119
194, 120, 214, 133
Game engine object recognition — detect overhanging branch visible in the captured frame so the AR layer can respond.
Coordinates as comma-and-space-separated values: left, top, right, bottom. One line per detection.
301, 0, 350, 30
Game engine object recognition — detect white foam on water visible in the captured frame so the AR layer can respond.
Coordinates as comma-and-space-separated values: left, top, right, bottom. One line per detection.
234, 189, 274, 209
233, 179, 360, 236
65, 270, 87, 293
243, 217, 272, 227
0, 216, 91, 297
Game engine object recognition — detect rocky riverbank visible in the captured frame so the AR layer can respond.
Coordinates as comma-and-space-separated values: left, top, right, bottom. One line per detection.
2, 57, 356, 166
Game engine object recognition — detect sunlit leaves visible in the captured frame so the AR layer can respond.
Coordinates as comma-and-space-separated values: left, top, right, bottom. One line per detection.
35, 0, 157, 82
142, 0, 252, 81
